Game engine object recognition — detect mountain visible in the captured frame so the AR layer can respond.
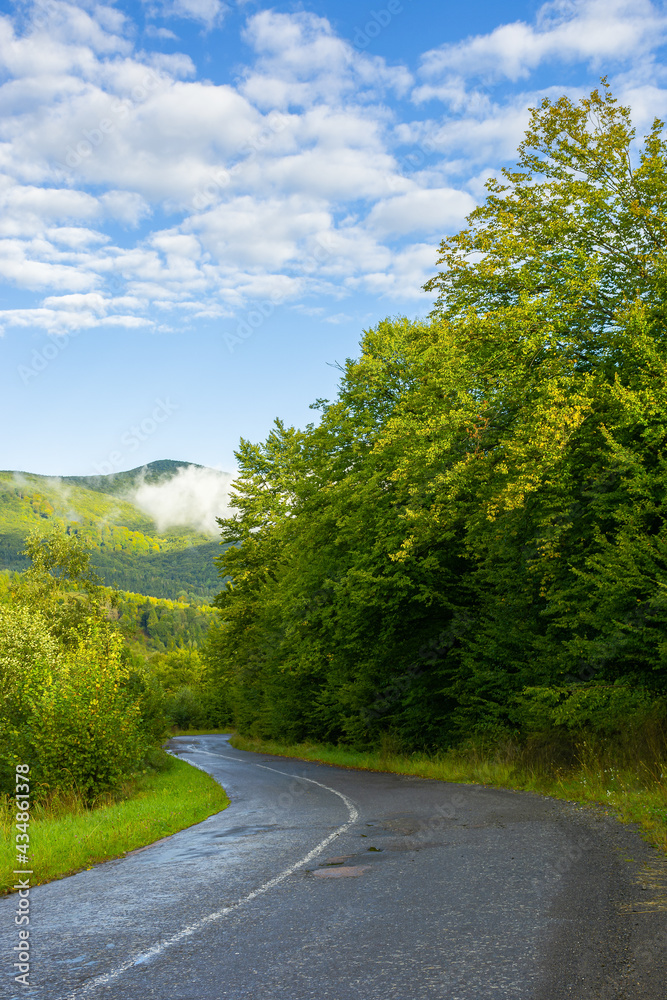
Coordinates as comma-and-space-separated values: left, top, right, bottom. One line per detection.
61, 459, 202, 497
0, 461, 228, 601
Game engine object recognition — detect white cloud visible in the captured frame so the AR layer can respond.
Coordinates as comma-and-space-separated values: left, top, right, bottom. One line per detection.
0, 239, 97, 290
0, 1, 666, 335
416, 0, 667, 93
241, 10, 412, 109
613, 80, 667, 131
367, 188, 476, 237
0, 183, 100, 236
41, 291, 108, 312
250, 145, 399, 201
422, 97, 539, 164
7, 2, 130, 73
0, 304, 151, 334
144, 25, 178, 40
132, 464, 234, 534
99, 190, 152, 226
324, 312, 353, 324
189, 195, 331, 269
159, 0, 225, 29
46, 226, 109, 247
354, 243, 440, 301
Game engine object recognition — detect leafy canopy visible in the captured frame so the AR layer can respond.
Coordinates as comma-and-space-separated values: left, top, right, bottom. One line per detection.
209, 84, 667, 749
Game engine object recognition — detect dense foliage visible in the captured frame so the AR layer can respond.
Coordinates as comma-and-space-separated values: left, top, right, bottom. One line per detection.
0, 528, 228, 800
0, 530, 152, 799
210, 85, 667, 750
116, 589, 230, 728
115, 592, 215, 652
93, 541, 223, 601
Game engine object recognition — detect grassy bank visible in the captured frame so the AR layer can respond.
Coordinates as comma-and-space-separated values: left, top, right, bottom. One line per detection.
230, 734, 667, 853
1, 751, 228, 894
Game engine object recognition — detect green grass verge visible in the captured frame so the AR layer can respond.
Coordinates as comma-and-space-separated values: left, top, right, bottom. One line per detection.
1, 751, 229, 894
230, 734, 667, 853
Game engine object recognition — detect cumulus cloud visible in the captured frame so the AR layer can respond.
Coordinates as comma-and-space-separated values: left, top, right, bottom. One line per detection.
241, 10, 412, 109
145, 25, 179, 40
367, 188, 476, 237
132, 465, 234, 534
354, 242, 439, 300
415, 0, 667, 93
150, 0, 227, 30
0, 0, 666, 335
403, 94, 551, 170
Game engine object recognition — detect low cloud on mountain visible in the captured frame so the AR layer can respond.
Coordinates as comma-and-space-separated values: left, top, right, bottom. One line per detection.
132, 465, 234, 535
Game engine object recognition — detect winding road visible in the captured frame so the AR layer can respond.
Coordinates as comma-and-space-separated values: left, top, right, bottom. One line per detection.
3, 734, 667, 999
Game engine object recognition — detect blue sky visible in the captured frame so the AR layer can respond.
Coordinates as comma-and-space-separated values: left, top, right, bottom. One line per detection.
1, 0, 667, 477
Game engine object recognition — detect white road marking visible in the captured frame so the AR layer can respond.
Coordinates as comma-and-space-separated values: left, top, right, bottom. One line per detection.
64, 748, 359, 999
180, 746, 248, 762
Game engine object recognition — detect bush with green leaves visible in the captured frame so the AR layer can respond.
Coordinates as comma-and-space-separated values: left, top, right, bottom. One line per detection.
0, 604, 58, 793
0, 612, 149, 800
514, 684, 657, 735
0, 526, 169, 800
148, 648, 230, 730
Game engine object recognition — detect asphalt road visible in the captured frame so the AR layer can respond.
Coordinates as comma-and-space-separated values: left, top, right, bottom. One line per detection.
2, 734, 667, 1000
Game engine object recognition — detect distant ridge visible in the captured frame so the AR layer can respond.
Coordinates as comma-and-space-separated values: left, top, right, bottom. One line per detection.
62, 459, 204, 496
0, 460, 205, 498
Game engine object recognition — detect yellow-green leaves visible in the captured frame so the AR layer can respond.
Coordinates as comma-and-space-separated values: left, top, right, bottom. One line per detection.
0, 611, 147, 800
209, 83, 667, 751
425, 81, 667, 344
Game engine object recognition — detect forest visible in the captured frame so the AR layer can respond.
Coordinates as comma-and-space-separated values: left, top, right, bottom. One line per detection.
0, 464, 229, 800
208, 85, 667, 757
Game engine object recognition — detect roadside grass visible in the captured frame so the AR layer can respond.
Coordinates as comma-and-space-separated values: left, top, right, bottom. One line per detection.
230, 734, 667, 853
0, 751, 229, 894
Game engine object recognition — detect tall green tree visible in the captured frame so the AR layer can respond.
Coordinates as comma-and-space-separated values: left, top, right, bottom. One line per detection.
425, 80, 667, 344
210, 83, 667, 748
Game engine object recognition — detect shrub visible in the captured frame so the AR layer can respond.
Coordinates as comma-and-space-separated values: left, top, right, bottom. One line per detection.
0, 612, 148, 800
514, 683, 655, 735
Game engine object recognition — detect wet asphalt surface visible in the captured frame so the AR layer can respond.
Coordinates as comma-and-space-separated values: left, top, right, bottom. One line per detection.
2, 734, 667, 1000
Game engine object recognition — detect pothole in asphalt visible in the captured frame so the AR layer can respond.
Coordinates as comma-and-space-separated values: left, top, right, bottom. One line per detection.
318, 850, 386, 869
210, 825, 276, 839
312, 866, 371, 878
620, 857, 667, 913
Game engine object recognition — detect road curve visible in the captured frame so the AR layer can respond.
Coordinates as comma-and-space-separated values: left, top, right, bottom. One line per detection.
2, 734, 666, 999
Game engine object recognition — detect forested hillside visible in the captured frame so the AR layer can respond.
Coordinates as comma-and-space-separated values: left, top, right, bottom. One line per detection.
209, 85, 667, 751
114, 589, 215, 652
0, 463, 224, 600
